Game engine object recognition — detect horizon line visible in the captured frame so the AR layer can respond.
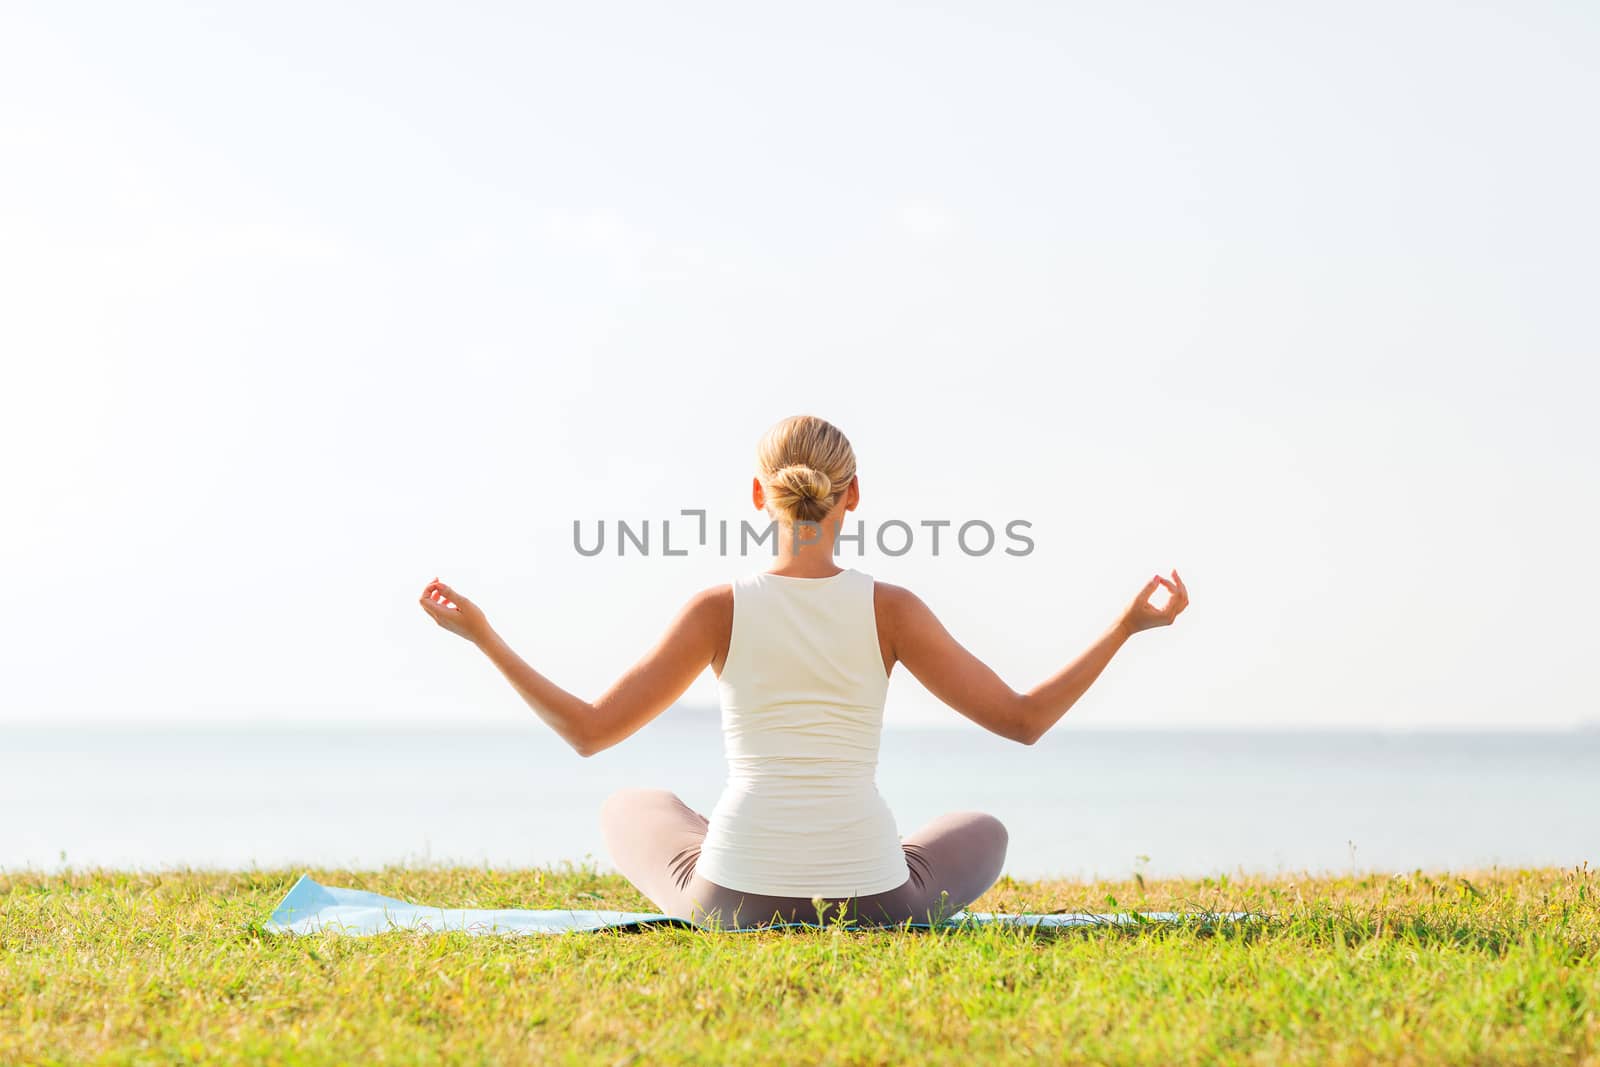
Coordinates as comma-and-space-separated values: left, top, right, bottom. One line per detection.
2, 717, 1596, 735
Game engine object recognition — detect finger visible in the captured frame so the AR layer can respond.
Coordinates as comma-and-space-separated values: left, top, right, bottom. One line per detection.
1154, 576, 1177, 593
1137, 575, 1162, 600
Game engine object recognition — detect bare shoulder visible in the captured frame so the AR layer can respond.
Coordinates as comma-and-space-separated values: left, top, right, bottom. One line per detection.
872, 581, 935, 634
685, 585, 735, 669
683, 584, 734, 623
872, 580, 924, 616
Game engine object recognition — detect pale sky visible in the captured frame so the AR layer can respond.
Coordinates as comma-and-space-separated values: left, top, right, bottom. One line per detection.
3, 2, 1596, 730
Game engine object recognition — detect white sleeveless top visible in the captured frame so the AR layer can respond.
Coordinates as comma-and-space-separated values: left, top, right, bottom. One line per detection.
696, 568, 911, 897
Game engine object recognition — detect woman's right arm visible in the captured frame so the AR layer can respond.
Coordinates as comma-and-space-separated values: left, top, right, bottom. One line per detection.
877, 571, 1188, 745
418, 578, 728, 757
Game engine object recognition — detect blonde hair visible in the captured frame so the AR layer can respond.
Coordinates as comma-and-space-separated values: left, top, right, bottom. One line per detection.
756, 415, 857, 524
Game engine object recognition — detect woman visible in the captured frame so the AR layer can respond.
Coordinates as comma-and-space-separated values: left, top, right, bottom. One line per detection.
419, 415, 1188, 929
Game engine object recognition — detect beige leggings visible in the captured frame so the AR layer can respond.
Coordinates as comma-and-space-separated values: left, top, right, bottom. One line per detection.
600, 788, 1009, 929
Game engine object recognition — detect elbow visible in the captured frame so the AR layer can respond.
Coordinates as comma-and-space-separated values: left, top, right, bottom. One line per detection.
1010, 697, 1041, 746
567, 706, 609, 758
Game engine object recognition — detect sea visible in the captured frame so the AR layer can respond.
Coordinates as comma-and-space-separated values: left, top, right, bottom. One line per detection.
4, 717, 1597, 879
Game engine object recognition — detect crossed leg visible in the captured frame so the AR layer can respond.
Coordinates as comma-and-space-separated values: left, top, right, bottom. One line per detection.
599, 787, 1009, 927
598, 788, 715, 915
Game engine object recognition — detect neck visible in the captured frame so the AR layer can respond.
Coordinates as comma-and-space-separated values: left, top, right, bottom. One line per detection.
768, 518, 844, 577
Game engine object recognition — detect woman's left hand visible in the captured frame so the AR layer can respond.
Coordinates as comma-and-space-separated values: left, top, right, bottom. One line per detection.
1118, 569, 1189, 636
419, 578, 493, 644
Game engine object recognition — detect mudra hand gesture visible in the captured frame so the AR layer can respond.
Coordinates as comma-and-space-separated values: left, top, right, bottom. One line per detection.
1119, 570, 1189, 635
419, 578, 493, 644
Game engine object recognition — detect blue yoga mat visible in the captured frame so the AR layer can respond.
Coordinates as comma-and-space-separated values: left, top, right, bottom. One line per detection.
267, 874, 1234, 935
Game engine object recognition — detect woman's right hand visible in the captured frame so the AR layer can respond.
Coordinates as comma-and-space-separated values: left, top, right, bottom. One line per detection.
1118, 570, 1189, 636
419, 578, 493, 645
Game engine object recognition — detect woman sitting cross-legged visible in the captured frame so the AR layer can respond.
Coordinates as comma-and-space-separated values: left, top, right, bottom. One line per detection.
419, 414, 1188, 929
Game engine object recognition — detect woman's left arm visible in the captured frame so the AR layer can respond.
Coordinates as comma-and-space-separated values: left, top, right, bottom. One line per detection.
419, 579, 729, 757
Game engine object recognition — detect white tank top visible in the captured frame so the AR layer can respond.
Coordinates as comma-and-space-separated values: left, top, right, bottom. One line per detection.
696, 568, 911, 897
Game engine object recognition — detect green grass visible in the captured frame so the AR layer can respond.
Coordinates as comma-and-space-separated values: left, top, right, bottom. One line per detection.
3, 865, 1598, 1065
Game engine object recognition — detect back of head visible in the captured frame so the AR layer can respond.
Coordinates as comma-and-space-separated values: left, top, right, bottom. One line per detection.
757, 415, 857, 525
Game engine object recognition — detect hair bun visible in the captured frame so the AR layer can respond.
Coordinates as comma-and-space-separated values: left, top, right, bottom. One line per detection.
768, 464, 835, 523
756, 415, 857, 524
773, 464, 832, 500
